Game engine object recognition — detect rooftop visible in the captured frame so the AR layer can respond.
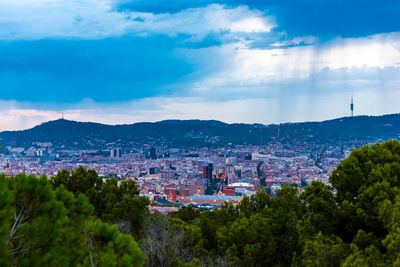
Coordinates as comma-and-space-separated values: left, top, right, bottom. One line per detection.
185, 195, 241, 201
227, 182, 253, 187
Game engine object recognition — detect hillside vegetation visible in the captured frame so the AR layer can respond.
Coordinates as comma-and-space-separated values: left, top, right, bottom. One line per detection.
1, 114, 400, 147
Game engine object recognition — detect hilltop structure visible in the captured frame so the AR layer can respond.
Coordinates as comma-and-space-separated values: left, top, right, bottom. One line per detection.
351, 95, 354, 117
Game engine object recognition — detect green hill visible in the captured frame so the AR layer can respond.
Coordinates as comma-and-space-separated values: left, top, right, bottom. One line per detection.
1, 114, 400, 147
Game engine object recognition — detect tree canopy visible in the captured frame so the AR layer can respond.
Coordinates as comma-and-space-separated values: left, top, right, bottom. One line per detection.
50, 166, 149, 238
0, 174, 144, 266
163, 140, 400, 266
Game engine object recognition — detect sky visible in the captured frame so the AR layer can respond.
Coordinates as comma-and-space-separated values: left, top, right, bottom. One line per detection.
0, 0, 400, 131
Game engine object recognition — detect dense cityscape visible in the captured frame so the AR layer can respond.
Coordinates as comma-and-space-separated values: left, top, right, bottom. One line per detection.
0, 131, 374, 212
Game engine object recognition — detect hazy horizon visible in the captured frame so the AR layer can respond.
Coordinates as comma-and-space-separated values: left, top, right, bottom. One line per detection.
2, 111, 400, 133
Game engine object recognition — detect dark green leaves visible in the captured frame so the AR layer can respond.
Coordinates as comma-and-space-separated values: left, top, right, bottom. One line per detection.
0, 174, 145, 266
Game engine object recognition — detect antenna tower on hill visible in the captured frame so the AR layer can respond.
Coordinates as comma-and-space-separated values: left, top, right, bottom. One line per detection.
350, 95, 354, 117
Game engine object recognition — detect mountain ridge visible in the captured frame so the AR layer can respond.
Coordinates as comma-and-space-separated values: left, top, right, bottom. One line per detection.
1, 114, 400, 147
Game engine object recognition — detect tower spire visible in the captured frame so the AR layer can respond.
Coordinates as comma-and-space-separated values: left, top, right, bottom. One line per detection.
350, 95, 354, 117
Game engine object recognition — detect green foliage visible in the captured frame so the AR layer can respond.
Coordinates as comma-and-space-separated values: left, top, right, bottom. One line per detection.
50, 166, 150, 237
200, 203, 238, 252
0, 175, 13, 265
82, 219, 145, 267
140, 212, 204, 267
380, 196, 400, 265
330, 140, 400, 265
267, 186, 304, 265
217, 214, 277, 266
342, 244, 385, 267
237, 189, 270, 217
193, 187, 303, 266
301, 232, 349, 267
330, 140, 400, 241
299, 181, 337, 237
0, 174, 144, 266
168, 206, 200, 223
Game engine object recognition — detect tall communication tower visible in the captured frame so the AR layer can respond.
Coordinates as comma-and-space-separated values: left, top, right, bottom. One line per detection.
350, 95, 354, 117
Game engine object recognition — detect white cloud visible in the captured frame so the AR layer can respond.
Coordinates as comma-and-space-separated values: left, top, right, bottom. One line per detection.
318, 33, 400, 69
0, 1, 274, 40
119, 4, 276, 39
270, 36, 317, 47
185, 32, 400, 92
0, 0, 131, 39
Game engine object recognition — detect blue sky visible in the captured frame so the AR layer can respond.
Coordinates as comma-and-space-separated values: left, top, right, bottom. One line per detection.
0, 0, 400, 130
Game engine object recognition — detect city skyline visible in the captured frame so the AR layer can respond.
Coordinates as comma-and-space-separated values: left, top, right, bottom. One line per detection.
1, 0, 400, 131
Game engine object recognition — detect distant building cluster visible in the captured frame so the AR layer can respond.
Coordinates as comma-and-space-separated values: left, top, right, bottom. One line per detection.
0, 137, 376, 213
